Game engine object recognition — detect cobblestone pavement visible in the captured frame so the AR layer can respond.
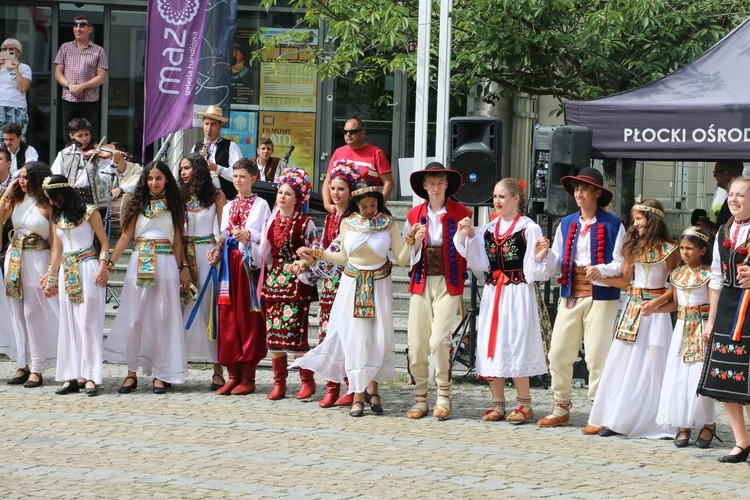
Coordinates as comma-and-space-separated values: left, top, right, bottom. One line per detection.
0, 360, 749, 499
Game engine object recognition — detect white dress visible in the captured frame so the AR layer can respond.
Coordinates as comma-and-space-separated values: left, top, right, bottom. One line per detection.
589, 244, 677, 438
454, 216, 548, 378
656, 265, 716, 429
182, 200, 219, 363
54, 208, 106, 383
294, 215, 407, 393
1, 195, 59, 373
103, 212, 188, 383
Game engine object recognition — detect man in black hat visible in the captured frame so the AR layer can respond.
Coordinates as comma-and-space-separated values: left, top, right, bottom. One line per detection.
402, 162, 472, 420
533, 167, 626, 429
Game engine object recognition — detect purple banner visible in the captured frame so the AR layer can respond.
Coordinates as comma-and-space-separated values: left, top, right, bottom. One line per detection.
143, 0, 208, 150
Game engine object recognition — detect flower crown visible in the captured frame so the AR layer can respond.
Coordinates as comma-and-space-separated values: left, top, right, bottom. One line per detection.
682, 226, 709, 243
329, 160, 362, 190
632, 196, 664, 218
42, 176, 70, 191
351, 185, 379, 197
277, 167, 312, 203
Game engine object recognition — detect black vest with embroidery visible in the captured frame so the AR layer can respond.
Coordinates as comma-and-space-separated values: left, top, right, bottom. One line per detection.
193, 138, 237, 199
483, 229, 527, 286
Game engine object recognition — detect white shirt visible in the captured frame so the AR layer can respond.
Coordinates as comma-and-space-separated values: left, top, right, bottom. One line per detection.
191, 137, 240, 189
9, 144, 38, 176
51, 147, 113, 188
0, 63, 32, 108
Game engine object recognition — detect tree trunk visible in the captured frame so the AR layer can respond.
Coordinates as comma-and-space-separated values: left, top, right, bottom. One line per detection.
602, 159, 635, 222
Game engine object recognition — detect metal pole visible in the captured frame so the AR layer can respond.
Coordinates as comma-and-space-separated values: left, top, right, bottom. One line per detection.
435, 0, 452, 166
413, 0, 431, 207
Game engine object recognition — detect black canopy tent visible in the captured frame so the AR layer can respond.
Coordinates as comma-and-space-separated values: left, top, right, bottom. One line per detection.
564, 18, 750, 160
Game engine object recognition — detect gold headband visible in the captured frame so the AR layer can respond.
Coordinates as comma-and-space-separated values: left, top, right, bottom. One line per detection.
42, 177, 70, 191
632, 204, 664, 218
351, 186, 379, 197
682, 226, 709, 243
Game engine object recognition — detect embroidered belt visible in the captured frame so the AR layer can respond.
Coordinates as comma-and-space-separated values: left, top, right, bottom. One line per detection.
134, 237, 174, 287
614, 286, 667, 343
677, 304, 710, 364
425, 246, 444, 276
61, 245, 97, 304
343, 260, 392, 318
5, 232, 50, 299
184, 234, 216, 290
571, 267, 592, 298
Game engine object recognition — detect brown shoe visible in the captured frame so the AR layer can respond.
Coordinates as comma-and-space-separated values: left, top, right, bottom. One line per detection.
405, 394, 429, 419
537, 412, 570, 427
581, 423, 603, 435
482, 408, 506, 422
507, 406, 534, 425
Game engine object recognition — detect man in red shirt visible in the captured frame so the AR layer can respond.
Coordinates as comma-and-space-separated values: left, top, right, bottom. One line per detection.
321, 117, 394, 213
54, 16, 108, 143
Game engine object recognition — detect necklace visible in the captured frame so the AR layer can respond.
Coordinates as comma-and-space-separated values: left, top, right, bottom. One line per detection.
272, 212, 298, 254
494, 213, 521, 245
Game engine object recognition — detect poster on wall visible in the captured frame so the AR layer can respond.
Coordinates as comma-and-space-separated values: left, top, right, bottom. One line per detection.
259, 111, 316, 176
260, 45, 317, 112
226, 110, 259, 159
231, 28, 259, 106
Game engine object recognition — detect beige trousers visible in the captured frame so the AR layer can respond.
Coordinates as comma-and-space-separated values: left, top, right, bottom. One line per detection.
407, 276, 461, 395
548, 297, 620, 403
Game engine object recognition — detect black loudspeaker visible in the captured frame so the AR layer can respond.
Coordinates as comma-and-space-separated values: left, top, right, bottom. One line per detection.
449, 117, 502, 205
540, 125, 592, 216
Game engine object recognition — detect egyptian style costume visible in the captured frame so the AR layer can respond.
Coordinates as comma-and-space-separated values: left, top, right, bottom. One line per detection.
589, 242, 677, 438
2, 195, 59, 374
698, 220, 750, 404
103, 198, 188, 384
54, 205, 106, 384
455, 215, 548, 379
294, 212, 413, 393
656, 264, 716, 429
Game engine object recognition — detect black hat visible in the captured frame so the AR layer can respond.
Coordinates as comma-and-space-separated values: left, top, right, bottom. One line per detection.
690, 208, 718, 229
410, 161, 462, 200
561, 167, 613, 207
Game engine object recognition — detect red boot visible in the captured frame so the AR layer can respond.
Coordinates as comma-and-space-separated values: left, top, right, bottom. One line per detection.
231, 363, 256, 395
297, 368, 316, 399
267, 356, 288, 400
216, 365, 240, 395
319, 380, 340, 408
334, 377, 354, 406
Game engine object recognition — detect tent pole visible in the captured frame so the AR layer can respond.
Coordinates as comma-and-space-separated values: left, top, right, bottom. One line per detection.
615, 159, 622, 215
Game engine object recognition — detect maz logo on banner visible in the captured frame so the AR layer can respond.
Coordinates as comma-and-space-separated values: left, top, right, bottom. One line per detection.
156, 0, 203, 96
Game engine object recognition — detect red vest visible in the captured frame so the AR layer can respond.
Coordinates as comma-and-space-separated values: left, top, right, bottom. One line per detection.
406, 199, 472, 296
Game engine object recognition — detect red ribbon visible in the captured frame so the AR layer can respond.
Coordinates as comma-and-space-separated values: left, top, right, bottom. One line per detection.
488, 270, 510, 359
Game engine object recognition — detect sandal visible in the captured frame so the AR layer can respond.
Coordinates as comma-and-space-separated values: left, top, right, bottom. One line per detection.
117, 376, 138, 394
696, 423, 722, 449
507, 405, 534, 425
369, 393, 383, 414
349, 401, 365, 417
482, 408, 506, 422
210, 374, 225, 391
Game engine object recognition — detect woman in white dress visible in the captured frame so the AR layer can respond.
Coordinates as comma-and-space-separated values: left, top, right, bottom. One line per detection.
455, 178, 548, 424
588, 198, 678, 438
0, 161, 59, 388
294, 184, 421, 416
178, 153, 226, 390
103, 160, 190, 394
41, 174, 110, 396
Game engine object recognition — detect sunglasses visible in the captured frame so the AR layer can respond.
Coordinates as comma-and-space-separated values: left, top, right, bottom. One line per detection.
73, 22, 91, 28
343, 129, 362, 135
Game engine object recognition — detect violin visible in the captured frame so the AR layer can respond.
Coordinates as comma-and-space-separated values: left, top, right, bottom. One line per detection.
80, 143, 133, 162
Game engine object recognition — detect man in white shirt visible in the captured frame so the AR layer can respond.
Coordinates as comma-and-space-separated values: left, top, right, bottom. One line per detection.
2, 123, 38, 176
191, 105, 241, 199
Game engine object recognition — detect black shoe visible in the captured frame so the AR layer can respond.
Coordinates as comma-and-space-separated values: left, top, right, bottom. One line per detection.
84, 381, 99, 397
23, 374, 43, 388
117, 376, 138, 394
364, 390, 372, 404
674, 429, 691, 448
696, 424, 722, 449
152, 379, 167, 394
7, 368, 30, 385
209, 374, 225, 391
598, 428, 621, 437
369, 393, 383, 414
55, 380, 80, 395
349, 401, 364, 417
717, 445, 750, 463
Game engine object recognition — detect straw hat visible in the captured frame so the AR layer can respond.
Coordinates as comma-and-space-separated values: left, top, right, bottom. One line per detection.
197, 105, 229, 123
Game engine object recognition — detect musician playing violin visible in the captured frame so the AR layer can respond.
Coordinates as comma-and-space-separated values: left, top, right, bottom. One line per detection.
50, 117, 124, 209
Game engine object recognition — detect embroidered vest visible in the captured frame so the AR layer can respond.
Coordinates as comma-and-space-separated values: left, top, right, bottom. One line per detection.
717, 224, 750, 288
406, 199, 472, 296
558, 209, 622, 300
483, 229, 527, 285
193, 138, 237, 200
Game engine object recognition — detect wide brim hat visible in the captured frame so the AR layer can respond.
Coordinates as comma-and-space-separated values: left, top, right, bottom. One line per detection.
196, 104, 229, 123
561, 167, 613, 207
410, 161, 462, 200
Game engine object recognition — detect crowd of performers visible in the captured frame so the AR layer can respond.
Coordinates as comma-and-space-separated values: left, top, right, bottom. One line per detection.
2, 132, 750, 463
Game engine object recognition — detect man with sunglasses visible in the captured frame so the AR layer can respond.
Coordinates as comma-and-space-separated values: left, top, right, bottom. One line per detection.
321, 117, 394, 213
54, 16, 108, 143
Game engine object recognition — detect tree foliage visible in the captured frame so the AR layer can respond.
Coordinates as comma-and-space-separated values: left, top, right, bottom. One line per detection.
256, 0, 750, 103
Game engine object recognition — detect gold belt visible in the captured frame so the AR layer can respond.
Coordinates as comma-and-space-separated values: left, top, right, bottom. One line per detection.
343, 260, 392, 318
134, 237, 174, 287
61, 245, 97, 304
5, 232, 50, 299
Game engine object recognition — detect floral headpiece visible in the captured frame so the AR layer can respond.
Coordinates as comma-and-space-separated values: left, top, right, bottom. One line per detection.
632, 195, 664, 218
42, 176, 70, 191
329, 160, 362, 190
277, 167, 312, 204
351, 185, 379, 197
682, 226, 709, 243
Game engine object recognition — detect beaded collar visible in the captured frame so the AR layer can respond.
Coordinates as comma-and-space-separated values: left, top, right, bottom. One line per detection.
55, 205, 96, 229
670, 265, 711, 289
186, 195, 202, 211
142, 198, 168, 218
344, 212, 393, 233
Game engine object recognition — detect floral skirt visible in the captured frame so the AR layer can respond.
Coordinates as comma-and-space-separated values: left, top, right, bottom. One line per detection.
265, 299, 311, 352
